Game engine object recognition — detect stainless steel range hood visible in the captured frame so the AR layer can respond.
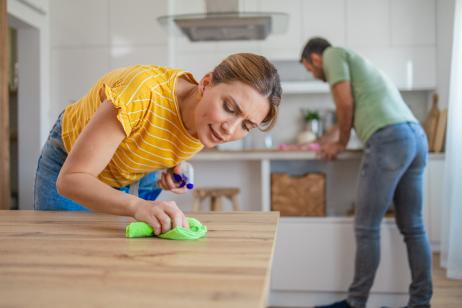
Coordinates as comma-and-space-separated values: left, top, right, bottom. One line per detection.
158, 0, 288, 42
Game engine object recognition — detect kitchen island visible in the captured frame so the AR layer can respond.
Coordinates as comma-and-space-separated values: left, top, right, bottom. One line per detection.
0, 210, 279, 308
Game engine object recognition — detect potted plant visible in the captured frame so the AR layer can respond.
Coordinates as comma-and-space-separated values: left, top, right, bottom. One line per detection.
296, 109, 320, 144
303, 109, 320, 137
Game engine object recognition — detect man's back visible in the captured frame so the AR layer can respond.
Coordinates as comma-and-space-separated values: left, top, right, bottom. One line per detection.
322, 47, 417, 143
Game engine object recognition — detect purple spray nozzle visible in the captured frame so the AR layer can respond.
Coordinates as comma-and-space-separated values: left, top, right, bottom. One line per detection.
172, 162, 194, 190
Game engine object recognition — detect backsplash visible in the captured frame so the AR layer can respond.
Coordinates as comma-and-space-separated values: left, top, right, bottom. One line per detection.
256, 90, 432, 147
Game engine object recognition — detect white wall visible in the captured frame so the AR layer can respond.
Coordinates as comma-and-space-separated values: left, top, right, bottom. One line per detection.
49, 0, 170, 121
436, 0, 456, 109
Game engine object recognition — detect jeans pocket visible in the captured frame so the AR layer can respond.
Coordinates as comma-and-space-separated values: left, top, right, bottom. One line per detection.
375, 138, 412, 172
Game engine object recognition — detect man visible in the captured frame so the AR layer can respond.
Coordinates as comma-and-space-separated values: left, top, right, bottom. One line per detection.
300, 37, 432, 308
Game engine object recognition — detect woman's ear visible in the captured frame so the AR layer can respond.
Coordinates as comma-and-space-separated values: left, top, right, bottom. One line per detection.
199, 72, 213, 94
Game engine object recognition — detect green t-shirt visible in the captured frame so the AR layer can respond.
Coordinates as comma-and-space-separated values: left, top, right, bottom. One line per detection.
323, 47, 417, 143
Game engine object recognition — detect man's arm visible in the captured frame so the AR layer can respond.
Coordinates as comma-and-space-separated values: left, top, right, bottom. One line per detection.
331, 80, 354, 148
319, 80, 354, 160
318, 125, 339, 144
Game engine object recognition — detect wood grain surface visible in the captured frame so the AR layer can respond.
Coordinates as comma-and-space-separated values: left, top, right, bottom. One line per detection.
424, 93, 440, 152
433, 109, 448, 153
0, 210, 279, 308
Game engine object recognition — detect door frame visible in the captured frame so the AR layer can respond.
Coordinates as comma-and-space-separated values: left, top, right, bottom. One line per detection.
0, 0, 10, 210
6, 0, 50, 209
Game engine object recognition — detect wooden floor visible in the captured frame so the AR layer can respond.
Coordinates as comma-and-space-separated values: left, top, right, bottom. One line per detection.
431, 253, 462, 307
271, 253, 462, 308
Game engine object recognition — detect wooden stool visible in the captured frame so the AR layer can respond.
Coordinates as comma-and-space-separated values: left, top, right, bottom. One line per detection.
192, 187, 240, 212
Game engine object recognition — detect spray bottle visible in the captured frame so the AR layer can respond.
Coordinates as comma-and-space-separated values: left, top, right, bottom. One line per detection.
172, 161, 194, 190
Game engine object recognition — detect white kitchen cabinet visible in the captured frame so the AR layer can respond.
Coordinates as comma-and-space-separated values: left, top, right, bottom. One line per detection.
346, 0, 390, 47
50, 0, 109, 47
390, 0, 436, 46
281, 46, 437, 93
269, 217, 411, 307
109, 0, 168, 46
268, 222, 410, 307
257, 0, 302, 59
355, 46, 436, 89
300, 0, 346, 47
347, 1, 436, 89
259, 0, 349, 59
281, 81, 330, 94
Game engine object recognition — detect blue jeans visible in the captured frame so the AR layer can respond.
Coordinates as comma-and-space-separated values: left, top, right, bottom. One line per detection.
34, 112, 162, 211
347, 122, 432, 308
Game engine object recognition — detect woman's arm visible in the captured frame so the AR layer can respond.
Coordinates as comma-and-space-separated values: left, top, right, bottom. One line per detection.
56, 101, 188, 234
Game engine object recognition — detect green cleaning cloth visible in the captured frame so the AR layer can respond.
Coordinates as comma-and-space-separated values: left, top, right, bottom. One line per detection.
125, 217, 207, 240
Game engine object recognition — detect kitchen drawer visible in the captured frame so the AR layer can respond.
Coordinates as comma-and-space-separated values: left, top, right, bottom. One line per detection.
270, 217, 411, 293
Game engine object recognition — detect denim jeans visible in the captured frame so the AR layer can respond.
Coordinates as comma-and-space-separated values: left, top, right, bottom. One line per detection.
347, 122, 432, 308
34, 112, 162, 211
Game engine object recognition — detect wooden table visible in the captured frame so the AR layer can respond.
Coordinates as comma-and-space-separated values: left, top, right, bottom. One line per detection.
0, 210, 279, 308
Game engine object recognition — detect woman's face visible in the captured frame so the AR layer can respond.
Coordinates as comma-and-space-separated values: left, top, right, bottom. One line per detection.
194, 75, 270, 148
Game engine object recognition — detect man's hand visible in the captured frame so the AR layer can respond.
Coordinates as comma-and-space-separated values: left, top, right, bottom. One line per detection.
318, 126, 339, 145
320, 142, 346, 161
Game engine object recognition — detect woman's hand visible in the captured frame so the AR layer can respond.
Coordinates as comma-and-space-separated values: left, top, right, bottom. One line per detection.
132, 200, 189, 235
157, 165, 188, 194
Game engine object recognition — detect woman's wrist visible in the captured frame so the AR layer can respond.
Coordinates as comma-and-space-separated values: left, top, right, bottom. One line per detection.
126, 196, 144, 218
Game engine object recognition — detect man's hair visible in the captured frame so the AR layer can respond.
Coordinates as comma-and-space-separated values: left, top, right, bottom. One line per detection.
299, 37, 332, 63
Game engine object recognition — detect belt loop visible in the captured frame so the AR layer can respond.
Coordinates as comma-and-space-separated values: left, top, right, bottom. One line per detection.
128, 181, 140, 196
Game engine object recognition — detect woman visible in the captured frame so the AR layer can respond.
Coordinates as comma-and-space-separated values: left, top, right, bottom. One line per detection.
34, 53, 282, 235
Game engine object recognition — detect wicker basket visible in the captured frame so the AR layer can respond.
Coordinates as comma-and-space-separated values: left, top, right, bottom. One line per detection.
271, 172, 326, 216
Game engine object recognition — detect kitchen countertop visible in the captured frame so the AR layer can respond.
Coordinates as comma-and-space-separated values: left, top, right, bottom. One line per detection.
0, 210, 279, 308
193, 149, 363, 161
192, 149, 445, 161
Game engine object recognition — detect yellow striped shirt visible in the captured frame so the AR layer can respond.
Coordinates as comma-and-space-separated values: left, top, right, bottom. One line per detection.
61, 65, 204, 188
